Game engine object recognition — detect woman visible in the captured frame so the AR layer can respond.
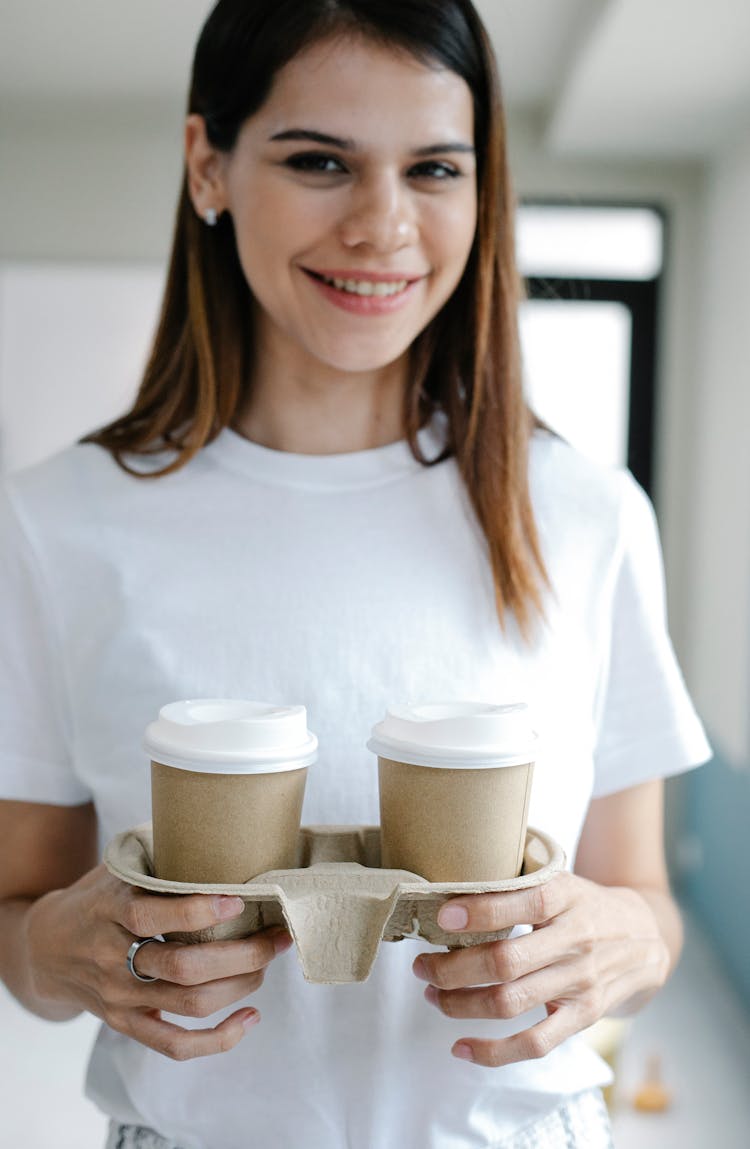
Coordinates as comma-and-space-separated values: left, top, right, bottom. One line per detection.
0, 1, 710, 1147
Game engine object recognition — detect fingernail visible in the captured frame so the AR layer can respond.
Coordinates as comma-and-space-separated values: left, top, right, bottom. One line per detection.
242, 1009, 260, 1031
438, 904, 469, 930
271, 930, 293, 955
412, 956, 430, 981
424, 985, 440, 1007
214, 896, 245, 920
453, 1042, 474, 1062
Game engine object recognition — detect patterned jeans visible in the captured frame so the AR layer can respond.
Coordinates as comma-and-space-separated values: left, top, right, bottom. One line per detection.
106, 1086, 614, 1148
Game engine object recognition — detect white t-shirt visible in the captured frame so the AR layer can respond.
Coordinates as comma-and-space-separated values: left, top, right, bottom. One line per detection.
0, 422, 710, 1149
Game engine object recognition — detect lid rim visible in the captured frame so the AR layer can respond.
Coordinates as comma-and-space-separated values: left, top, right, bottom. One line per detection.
367, 736, 536, 771
147, 743, 317, 775
143, 733, 318, 763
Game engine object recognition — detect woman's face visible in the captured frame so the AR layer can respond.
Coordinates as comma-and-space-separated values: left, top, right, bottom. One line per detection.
208, 35, 478, 381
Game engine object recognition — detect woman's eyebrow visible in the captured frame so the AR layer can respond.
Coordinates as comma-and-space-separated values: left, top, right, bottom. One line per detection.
269, 128, 475, 155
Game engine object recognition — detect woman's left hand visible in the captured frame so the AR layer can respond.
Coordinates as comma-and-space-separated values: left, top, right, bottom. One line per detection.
412, 871, 670, 1067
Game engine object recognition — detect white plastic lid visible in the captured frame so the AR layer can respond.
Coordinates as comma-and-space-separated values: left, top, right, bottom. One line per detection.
144, 699, 318, 774
367, 701, 537, 769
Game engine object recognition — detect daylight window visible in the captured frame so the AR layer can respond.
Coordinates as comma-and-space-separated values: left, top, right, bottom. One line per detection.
517, 205, 664, 281
515, 204, 664, 482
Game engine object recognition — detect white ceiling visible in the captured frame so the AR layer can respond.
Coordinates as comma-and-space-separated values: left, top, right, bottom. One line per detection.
474, 0, 603, 110
1, 0, 749, 158
547, 0, 750, 157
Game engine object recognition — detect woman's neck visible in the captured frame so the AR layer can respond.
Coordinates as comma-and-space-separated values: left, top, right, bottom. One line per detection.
233, 353, 409, 456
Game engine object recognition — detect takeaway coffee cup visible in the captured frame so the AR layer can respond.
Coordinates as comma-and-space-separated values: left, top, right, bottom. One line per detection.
368, 702, 536, 882
145, 699, 317, 883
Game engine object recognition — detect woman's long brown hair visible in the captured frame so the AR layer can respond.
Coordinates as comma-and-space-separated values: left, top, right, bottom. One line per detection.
83, 0, 550, 639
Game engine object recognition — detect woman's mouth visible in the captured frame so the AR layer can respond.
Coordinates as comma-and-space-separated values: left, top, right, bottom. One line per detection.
301, 268, 423, 315
313, 273, 410, 298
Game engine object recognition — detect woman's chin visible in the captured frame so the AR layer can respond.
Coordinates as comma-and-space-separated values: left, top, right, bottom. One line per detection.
306, 346, 411, 379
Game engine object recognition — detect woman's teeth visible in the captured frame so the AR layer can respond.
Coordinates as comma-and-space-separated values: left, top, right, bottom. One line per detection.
320, 275, 410, 297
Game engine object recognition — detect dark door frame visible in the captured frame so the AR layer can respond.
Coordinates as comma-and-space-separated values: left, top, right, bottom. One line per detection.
521, 200, 665, 499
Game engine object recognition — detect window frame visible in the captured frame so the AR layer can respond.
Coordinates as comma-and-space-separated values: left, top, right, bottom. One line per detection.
519, 199, 666, 499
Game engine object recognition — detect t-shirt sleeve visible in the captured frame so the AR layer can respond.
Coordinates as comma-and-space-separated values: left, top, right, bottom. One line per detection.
0, 485, 92, 805
592, 472, 712, 797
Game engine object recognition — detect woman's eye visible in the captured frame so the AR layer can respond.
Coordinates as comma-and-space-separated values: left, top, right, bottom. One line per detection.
284, 152, 347, 174
409, 161, 462, 181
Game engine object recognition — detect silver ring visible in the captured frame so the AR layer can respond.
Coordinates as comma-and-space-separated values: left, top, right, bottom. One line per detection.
126, 936, 165, 983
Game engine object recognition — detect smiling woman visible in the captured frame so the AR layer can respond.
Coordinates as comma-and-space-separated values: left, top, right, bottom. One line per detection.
0, 3, 711, 1149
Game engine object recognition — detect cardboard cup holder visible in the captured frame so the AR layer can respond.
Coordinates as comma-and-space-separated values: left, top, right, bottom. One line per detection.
105, 824, 565, 984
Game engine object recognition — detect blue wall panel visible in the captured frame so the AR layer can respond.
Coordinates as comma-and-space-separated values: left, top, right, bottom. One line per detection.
683, 743, 750, 1013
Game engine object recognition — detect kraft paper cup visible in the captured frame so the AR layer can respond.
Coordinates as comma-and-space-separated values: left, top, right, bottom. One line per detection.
368, 702, 536, 882
145, 700, 318, 883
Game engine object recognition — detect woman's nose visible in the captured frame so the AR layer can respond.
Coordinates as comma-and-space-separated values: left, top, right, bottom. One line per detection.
337, 172, 418, 252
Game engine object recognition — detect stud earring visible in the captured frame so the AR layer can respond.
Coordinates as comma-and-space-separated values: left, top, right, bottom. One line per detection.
204, 208, 218, 227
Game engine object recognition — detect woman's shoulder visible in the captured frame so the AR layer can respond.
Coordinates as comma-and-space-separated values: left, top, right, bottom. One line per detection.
3, 441, 123, 518
528, 427, 651, 553
3, 437, 201, 511
1, 439, 188, 544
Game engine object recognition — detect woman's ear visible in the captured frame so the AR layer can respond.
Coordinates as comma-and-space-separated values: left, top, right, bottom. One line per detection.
184, 114, 228, 222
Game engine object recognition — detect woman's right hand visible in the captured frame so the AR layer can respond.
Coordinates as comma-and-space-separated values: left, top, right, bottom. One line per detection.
24, 862, 291, 1060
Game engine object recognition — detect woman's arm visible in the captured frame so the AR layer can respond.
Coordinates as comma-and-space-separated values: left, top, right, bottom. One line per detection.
0, 800, 98, 1020
0, 798, 291, 1058
411, 779, 679, 1066
574, 778, 683, 1009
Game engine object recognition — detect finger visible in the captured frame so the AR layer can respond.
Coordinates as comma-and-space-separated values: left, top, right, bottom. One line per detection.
125, 1006, 260, 1061
414, 914, 578, 990
142, 971, 267, 1019
451, 1000, 582, 1068
134, 927, 293, 985
116, 889, 246, 938
424, 956, 590, 1020
435, 873, 573, 935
